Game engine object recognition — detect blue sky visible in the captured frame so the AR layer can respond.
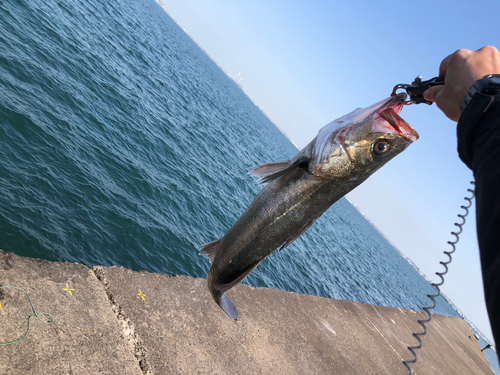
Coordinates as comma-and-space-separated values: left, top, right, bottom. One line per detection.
160, 0, 500, 342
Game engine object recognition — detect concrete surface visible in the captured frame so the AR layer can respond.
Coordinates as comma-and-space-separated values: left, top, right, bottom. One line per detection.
0, 250, 494, 374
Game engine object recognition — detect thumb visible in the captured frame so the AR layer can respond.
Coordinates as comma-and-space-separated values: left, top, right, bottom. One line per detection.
423, 85, 445, 103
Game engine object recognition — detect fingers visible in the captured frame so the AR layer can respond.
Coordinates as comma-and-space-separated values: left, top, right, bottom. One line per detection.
438, 51, 456, 78
423, 85, 444, 102
425, 85, 460, 121
429, 46, 500, 122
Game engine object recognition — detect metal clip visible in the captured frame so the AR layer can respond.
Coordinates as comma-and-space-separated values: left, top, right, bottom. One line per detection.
392, 76, 445, 105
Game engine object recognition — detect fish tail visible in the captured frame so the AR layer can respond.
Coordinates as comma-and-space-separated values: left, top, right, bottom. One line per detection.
219, 294, 238, 320
212, 289, 238, 320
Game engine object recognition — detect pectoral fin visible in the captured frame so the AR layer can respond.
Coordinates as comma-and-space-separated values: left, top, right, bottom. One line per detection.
248, 161, 289, 185
248, 157, 309, 186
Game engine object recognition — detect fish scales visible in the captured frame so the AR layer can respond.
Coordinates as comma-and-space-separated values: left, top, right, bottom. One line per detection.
200, 94, 418, 319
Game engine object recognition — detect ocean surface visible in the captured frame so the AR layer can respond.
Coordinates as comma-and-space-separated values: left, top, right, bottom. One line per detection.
0, 0, 498, 372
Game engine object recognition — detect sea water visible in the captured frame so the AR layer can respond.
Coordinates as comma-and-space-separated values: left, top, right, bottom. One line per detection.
0, 0, 498, 371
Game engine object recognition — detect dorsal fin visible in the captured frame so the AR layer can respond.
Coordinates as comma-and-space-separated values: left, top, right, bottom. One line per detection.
199, 239, 220, 263
248, 157, 309, 186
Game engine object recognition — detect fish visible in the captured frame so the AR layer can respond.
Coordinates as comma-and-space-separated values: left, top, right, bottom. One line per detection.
200, 93, 418, 319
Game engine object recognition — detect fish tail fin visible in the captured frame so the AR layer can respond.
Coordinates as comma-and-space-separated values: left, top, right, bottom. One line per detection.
211, 284, 238, 320
199, 239, 220, 263
219, 294, 238, 320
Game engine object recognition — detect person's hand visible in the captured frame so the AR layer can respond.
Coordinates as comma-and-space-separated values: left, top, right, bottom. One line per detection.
423, 46, 500, 122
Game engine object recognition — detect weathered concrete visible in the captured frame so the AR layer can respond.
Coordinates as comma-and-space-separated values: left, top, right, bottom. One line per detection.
0, 250, 494, 374
0, 250, 141, 375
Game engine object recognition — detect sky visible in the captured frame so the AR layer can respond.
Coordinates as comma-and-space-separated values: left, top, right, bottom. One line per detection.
159, 0, 500, 342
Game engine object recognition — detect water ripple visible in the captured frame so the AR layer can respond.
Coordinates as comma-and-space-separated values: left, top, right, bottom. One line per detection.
0, 0, 458, 319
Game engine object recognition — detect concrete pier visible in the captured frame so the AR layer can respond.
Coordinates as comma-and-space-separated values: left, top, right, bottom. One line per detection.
0, 249, 494, 374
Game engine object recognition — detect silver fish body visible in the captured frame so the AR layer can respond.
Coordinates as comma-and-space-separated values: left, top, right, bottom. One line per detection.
200, 94, 418, 319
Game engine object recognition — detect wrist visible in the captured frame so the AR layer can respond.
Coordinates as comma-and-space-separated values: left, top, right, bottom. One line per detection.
461, 74, 500, 114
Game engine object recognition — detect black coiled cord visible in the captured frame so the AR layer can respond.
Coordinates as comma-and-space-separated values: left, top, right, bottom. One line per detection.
403, 181, 475, 374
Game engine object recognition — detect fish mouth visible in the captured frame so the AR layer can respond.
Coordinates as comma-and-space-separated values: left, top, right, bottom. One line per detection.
313, 94, 418, 165
372, 95, 419, 141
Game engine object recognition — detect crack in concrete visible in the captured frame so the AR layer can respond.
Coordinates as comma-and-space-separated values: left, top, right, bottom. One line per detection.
92, 266, 151, 375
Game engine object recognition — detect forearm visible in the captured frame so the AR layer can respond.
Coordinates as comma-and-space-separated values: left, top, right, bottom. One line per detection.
457, 93, 500, 347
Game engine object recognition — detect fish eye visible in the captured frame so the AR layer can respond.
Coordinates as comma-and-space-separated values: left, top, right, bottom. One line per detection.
373, 140, 390, 156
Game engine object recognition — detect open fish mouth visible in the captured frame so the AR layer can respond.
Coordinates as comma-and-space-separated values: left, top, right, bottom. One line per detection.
313, 94, 418, 165
372, 95, 419, 141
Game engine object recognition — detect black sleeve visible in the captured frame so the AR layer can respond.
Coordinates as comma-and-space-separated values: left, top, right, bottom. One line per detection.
457, 92, 500, 348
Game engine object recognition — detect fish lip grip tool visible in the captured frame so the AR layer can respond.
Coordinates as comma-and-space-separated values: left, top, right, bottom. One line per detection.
392, 76, 445, 105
